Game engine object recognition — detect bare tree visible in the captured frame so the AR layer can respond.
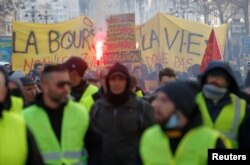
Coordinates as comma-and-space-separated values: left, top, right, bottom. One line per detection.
229, 0, 249, 35
194, 0, 249, 35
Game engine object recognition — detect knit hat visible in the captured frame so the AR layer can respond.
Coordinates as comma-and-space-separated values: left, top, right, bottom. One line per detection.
157, 81, 197, 118
105, 63, 131, 104
106, 62, 130, 82
20, 76, 35, 86
62, 56, 88, 77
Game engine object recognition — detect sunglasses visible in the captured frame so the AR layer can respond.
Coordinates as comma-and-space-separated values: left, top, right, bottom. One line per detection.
56, 81, 71, 88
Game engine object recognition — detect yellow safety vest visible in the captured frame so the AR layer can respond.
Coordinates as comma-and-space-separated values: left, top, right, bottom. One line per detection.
9, 95, 23, 113
196, 93, 246, 147
79, 84, 98, 104
0, 111, 27, 165
81, 95, 95, 112
140, 125, 230, 165
23, 100, 89, 165
136, 90, 144, 98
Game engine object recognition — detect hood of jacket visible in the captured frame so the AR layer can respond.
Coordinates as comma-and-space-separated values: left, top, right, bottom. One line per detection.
199, 61, 239, 95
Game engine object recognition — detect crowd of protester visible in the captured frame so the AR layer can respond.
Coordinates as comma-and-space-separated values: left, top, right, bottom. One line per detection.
1, 58, 250, 165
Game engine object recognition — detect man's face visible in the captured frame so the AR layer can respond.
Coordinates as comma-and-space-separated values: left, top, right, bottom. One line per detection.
108, 75, 127, 94
4, 65, 11, 74
41, 71, 71, 104
134, 68, 142, 79
206, 75, 228, 88
68, 70, 80, 86
23, 85, 37, 104
159, 76, 176, 86
151, 91, 175, 123
35, 65, 43, 74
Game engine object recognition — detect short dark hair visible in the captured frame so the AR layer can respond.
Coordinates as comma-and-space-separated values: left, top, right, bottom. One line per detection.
4, 64, 11, 67
159, 67, 176, 81
41, 64, 67, 81
34, 63, 42, 69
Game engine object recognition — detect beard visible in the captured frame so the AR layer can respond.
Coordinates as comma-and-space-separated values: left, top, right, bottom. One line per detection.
49, 92, 68, 104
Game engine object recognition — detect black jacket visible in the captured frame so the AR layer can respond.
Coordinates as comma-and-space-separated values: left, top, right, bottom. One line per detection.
91, 87, 105, 102
86, 95, 154, 165
26, 128, 44, 165
245, 70, 250, 88
70, 79, 90, 101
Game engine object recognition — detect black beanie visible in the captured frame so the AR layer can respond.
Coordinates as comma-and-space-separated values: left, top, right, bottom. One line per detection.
106, 62, 131, 91
62, 57, 88, 77
20, 76, 35, 86
157, 81, 197, 118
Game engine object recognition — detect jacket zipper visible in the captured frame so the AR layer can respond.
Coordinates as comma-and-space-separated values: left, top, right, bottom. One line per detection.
112, 109, 118, 159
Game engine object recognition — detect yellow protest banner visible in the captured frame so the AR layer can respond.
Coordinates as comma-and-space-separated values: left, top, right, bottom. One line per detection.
136, 13, 228, 72
12, 16, 96, 72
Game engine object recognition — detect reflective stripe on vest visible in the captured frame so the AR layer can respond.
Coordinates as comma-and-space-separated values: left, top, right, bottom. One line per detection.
64, 150, 88, 159
0, 112, 27, 165
222, 96, 241, 140
23, 100, 89, 164
9, 96, 23, 113
140, 125, 227, 165
43, 150, 88, 161
42, 152, 61, 161
80, 84, 98, 103
196, 93, 246, 147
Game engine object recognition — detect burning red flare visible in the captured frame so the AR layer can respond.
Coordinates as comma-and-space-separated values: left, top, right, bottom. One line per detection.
96, 41, 103, 61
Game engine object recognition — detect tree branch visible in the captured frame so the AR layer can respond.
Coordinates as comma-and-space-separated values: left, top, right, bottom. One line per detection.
229, 0, 243, 7
221, 1, 230, 12
225, 10, 240, 22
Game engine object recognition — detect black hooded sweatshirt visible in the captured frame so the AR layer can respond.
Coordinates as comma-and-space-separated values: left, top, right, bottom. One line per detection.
86, 63, 154, 165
